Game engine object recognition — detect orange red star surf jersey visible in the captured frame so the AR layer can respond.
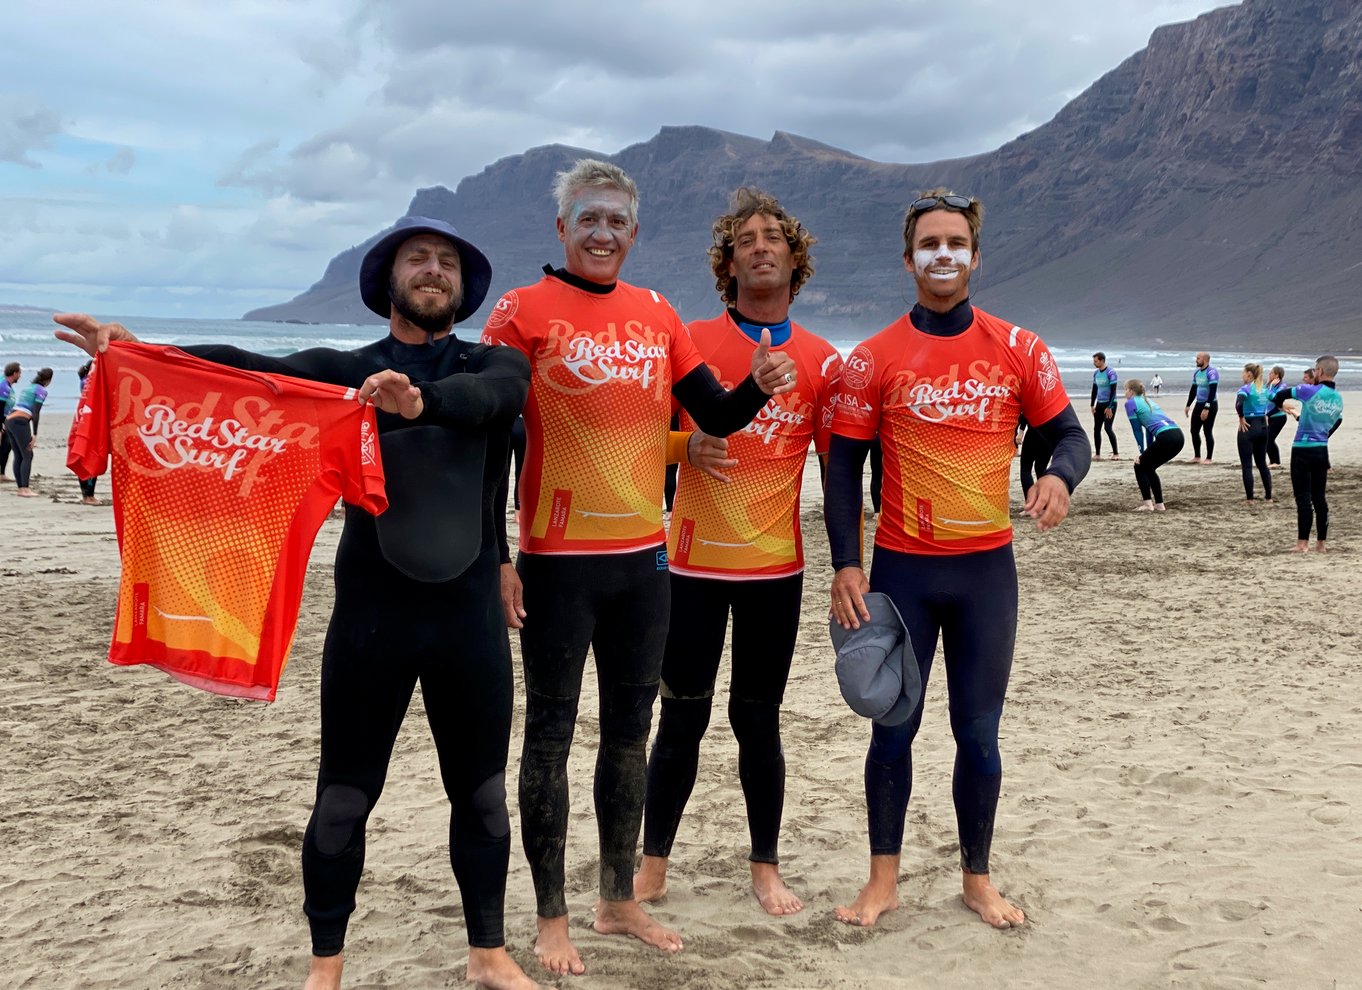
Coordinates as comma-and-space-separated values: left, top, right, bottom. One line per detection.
482, 275, 703, 554
830, 308, 1069, 556
668, 313, 843, 579
67, 341, 387, 701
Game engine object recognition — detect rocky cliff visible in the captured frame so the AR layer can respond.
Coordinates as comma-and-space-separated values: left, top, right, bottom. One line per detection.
245, 0, 1362, 351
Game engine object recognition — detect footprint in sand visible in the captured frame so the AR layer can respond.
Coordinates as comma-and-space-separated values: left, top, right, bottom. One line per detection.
1308, 802, 1350, 825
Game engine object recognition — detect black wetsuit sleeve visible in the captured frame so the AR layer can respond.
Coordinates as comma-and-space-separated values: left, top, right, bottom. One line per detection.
1235, 393, 1246, 417
1187, 383, 1197, 406
1207, 382, 1218, 404
1089, 383, 1097, 406
1272, 387, 1294, 409
178, 344, 358, 387
1032, 405, 1092, 493
1330, 417, 1343, 437
494, 462, 512, 564
415, 344, 529, 430
824, 434, 874, 571
671, 363, 768, 436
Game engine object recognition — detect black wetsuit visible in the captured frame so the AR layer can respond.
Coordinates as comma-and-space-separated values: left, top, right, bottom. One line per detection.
184, 333, 529, 955
1016, 416, 1053, 499
500, 268, 772, 920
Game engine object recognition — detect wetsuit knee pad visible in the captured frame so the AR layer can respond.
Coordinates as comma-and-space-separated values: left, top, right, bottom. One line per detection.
952, 710, 1004, 776
312, 784, 370, 857
470, 772, 511, 840
599, 681, 660, 745
656, 695, 712, 750
728, 697, 780, 755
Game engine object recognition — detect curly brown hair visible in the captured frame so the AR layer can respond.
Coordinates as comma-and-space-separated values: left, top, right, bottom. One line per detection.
901, 187, 984, 255
708, 187, 816, 306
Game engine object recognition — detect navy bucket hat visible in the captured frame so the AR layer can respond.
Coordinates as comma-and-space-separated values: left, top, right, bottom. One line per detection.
359, 215, 492, 325
828, 592, 921, 727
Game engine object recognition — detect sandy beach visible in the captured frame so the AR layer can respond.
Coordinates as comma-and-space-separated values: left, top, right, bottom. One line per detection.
5, 399, 1360, 989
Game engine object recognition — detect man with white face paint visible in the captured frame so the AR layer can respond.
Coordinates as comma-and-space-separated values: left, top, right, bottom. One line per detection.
824, 188, 1090, 930
482, 160, 796, 977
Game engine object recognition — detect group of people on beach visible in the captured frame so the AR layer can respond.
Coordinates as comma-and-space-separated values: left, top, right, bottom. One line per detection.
1070, 350, 1343, 550
1, 359, 98, 503
44, 159, 1336, 990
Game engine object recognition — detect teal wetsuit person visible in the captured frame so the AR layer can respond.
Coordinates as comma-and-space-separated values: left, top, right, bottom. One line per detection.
1273, 356, 1344, 553
1125, 378, 1183, 511
1266, 365, 1289, 467
1090, 352, 1119, 458
1235, 363, 1274, 502
1185, 351, 1219, 462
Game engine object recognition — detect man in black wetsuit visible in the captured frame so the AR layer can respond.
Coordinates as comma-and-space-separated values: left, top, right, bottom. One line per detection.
54, 216, 541, 990
484, 160, 796, 976
1185, 351, 1220, 463
824, 189, 1090, 931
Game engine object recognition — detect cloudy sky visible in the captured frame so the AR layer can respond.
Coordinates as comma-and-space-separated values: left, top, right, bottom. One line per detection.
2, 0, 1235, 319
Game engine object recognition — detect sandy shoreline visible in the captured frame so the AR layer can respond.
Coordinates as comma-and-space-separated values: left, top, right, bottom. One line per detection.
5, 400, 1360, 989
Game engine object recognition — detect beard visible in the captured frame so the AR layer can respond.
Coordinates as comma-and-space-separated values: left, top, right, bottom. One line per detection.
389, 273, 462, 335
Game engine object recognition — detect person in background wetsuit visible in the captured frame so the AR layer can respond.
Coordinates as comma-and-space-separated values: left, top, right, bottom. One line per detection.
1273, 355, 1344, 553
1125, 379, 1184, 511
1235, 363, 1274, 503
4, 366, 52, 497
1266, 365, 1289, 468
1090, 352, 1120, 459
484, 160, 796, 978
825, 189, 1090, 932
0, 361, 20, 482
1185, 351, 1219, 463
635, 187, 842, 919
54, 215, 541, 990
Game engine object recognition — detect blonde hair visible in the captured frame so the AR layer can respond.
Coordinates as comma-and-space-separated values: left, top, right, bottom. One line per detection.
708, 187, 816, 305
1243, 363, 1263, 389
1125, 378, 1145, 396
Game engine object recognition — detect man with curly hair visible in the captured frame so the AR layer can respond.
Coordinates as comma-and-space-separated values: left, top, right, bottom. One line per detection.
635, 187, 842, 916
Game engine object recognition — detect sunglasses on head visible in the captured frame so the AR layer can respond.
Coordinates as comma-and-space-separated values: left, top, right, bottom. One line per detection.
907, 194, 973, 216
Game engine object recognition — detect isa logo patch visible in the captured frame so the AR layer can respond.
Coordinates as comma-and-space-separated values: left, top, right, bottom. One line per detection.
656, 549, 669, 570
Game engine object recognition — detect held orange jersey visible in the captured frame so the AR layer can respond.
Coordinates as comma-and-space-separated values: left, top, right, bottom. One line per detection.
67, 341, 387, 701
668, 313, 843, 579
482, 274, 703, 554
830, 308, 1069, 556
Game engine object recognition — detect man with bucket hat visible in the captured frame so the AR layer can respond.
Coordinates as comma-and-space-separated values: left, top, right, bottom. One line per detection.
54, 215, 540, 990
824, 189, 1090, 932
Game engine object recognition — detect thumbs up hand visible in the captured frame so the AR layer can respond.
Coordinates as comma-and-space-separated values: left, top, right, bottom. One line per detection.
750, 328, 796, 395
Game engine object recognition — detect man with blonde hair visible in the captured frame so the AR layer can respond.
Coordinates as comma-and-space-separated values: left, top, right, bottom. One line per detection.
635, 187, 842, 917
484, 160, 796, 976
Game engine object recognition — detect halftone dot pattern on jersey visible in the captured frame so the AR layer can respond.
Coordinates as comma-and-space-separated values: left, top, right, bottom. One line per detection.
669, 315, 842, 577
830, 310, 1069, 556
69, 342, 386, 700
486, 277, 701, 554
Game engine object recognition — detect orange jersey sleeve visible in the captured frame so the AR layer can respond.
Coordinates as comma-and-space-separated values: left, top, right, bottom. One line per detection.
667, 314, 843, 578
830, 308, 1068, 555
482, 275, 702, 554
67, 341, 386, 701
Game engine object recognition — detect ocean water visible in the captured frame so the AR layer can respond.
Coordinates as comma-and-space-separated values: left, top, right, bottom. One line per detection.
1, 310, 1351, 415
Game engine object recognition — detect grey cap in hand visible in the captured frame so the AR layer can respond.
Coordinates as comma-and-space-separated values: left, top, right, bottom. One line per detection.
828, 592, 920, 727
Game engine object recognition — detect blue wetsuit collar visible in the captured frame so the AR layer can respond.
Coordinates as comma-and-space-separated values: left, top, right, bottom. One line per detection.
909, 299, 973, 336
730, 307, 792, 346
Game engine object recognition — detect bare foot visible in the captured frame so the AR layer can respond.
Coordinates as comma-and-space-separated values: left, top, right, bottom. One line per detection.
961, 872, 1025, 929
1154, 504, 1167, 512
303, 953, 343, 990
1133, 503, 1153, 512
16, 488, 37, 498
1316, 541, 1328, 554
751, 862, 803, 916
1295, 540, 1310, 553
533, 915, 584, 976
834, 855, 899, 927
81, 496, 99, 505
633, 854, 668, 903
466, 945, 546, 989
1190, 457, 1203, 464
593, 898, 683, 953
